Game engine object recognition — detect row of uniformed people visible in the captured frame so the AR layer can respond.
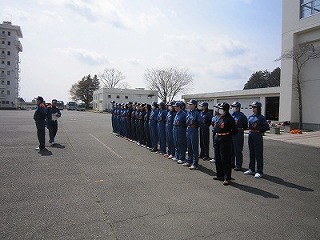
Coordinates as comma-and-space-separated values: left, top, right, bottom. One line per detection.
111, 99, 269, 185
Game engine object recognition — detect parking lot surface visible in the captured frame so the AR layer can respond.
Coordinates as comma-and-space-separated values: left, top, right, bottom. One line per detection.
1, 110, 319, 240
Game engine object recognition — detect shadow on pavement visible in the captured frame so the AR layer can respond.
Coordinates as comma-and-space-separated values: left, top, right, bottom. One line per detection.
263, 174, 314, 192
38, 149, 53, 156
231, 182, 279, 199
198, 164, 215, 176
51, 143, 65, 149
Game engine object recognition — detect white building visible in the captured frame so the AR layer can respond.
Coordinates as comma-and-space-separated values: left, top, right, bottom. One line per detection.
279, 0, 320, 130
0, 21, 23, 109
183, 87, 280, 120
93, 88, 158, 112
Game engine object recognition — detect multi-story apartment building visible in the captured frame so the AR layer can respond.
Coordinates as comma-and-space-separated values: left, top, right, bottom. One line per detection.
0, 21, 23, 109
279, 0, 320, 130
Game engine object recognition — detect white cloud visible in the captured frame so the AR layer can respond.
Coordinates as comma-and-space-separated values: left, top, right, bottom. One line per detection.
124, 58, 144, 66
66, 48, 109, 65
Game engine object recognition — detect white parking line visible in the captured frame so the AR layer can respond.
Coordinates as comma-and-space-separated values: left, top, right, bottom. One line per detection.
90, 134, 122, 159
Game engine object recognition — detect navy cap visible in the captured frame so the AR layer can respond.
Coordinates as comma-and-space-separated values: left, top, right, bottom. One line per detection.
167, 101, 176, 106
218, 102, 230, 111
250, 101, 262, 108
173, 101, 182, 107
188, 99, 197, 105
214, 103, 221, 108
200, 102, 208, 107
231, 101, 241, 108
36, 96, 44, 102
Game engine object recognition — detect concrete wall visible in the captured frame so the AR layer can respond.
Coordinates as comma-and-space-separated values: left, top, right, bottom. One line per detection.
280, 0, 320, 130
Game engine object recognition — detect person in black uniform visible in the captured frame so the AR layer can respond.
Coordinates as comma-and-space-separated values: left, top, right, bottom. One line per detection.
144, 104, 152, 149
212, 102, 238, 185
34, 96, 47, 151
46, 99, 62, 146
199, 102, 212, 161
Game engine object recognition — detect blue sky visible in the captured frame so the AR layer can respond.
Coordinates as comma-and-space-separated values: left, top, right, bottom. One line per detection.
1, 0, 282, 102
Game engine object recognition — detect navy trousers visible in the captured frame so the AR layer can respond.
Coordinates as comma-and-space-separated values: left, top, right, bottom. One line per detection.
248, 132, 264, 174
231, 132, 244, 168
214, 135, 232, 180
36, 120, 45, 149
187, 127, 199, 166
47, 120, 58, 143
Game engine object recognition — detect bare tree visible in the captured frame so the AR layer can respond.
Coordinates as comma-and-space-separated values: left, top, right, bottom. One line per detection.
144, 67, 193, 103
99, 68, 126, 88
276, 42, 320, 129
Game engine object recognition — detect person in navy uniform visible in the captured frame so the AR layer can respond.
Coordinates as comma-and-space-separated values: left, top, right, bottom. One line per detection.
212, 102, 238, 185
138, 103, 146, 146
199, 102, 212, 161
126, 102, 133, 140
149, 102, 159, 152
183, 99, 201, 170
244, 101, 270, 178
157, 102, 168, 154
46, 99, 62, 146
115, 103, 121, 136
210, 103, 221, 163
134, 104, 141, 143
34, 96, 47, 151
231, 101, 248, 171
111, 101, 116, 133
173, 101, 187, 164
165, 101, 176, 159
131, 103, 137, 142
144, 104, 152, 149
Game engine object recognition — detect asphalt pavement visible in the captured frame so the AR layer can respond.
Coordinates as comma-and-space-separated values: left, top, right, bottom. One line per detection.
1, 110, 319, 240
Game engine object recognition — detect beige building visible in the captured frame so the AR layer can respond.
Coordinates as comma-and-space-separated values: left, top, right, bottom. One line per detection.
183, 87, 280, 120
0, 21, 23, 109
93, 88, 158, 112
279, 0, 320, 130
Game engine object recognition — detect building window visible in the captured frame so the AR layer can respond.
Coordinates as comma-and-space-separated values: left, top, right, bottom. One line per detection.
7, 61, 10, 65
116, 95, 120, 98
6, 101, 9, 104
8, 32, 11, 36
1, 41, 4, 44
301, 0, 320, 18
7, 81, 10, 85
7, 51, 10, 56
1, 31, 4, 34
1, 61, 4, 64
1, 51, 4, 54
7, 71, 10, 75
108, 95, 111, 98
125, 96, 128, 99
8, 41, 10, 46
7, 90, 10, 95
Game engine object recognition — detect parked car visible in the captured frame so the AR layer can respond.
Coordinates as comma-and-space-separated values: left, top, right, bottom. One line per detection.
67, 101, 77, 110
76, 103, 86, 111
57, 101, 64, 110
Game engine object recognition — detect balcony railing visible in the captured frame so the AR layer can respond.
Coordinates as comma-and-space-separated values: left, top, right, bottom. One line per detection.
0, 33, 6, 39
0, 64, 6, 69
0, 53, 6, 59
0, 44, 6, 49
15, 41, 23, 52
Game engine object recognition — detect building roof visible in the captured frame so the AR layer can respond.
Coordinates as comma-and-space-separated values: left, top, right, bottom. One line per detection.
0, 21, 23, 38
182, 87, 280, 100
